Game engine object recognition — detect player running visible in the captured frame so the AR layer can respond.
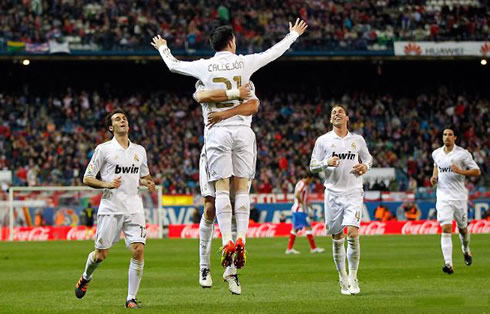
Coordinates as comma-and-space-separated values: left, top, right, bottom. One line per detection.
74, 109, 155, 309
285, 173, 325, 255
310, 105, 373, 296
430, 127, 481, 274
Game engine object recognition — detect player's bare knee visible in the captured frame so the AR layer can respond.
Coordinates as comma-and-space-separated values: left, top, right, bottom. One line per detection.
95, 249, 108, 261
347, 226, 359, 238
458, 227, 468, 235
215, 178, 230, 192
130, 243, 144, 260
332, 233, 344, 240
441, 224, 452, 234
233, 177, 249, 193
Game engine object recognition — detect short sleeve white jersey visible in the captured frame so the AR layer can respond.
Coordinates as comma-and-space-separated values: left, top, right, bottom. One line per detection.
159, 31, 300, 127
432, 145, 480, 200
291, 179, 309, 213
310, 131, 373, 194
84, 137, 150, 215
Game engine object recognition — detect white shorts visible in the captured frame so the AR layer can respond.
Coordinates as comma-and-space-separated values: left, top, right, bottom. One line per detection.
436, 199, 468, 229
95, 213, 146, 249
199, 146, 215, 198
324, 189, 363, 235
205, 126, 256, 182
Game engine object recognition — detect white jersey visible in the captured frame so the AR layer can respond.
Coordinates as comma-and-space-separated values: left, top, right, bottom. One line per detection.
310, 131, 373, 194
432, 145, 480, 201
291, 179, 309, 213
158, 31, 300, 127
193, 80, 258, 137
84, 137, 150, 215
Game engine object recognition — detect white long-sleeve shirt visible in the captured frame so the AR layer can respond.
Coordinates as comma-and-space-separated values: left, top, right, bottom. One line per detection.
310, 131, 373, 194
432, 145, 480, 201
158, 31, 300, 127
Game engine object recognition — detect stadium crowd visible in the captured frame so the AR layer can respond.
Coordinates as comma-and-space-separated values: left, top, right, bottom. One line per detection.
0, 87, 488, 194
1, 0, 488, 52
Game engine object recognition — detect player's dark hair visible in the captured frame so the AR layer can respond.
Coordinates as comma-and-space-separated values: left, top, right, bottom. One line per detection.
105, 108, 128, 133
209, 25, 234, 51
304, 172, 314, 179
331, 104, 348, 115
443, 125, 457, 137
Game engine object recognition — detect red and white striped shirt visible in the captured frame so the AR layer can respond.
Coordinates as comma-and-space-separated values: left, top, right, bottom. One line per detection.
291, 179, 309, 213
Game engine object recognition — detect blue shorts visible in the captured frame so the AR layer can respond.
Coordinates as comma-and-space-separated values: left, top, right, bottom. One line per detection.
292, 212, 310, 230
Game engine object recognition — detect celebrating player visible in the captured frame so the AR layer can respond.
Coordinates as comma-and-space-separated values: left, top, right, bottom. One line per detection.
430, 127, 481, 274
74, 109, 155, 309
285, 173, 325, 255
310, 105, 373, 295
151, 18, 307, 273
194, 81, 258, 294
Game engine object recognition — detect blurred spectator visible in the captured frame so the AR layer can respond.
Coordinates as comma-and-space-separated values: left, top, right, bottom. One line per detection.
192, 207, 201, 224
250, 205, 260, 223
279, 213, 287, 223
34, 209, 45, 226
404, 202, 422, 221
79, 203, 95, 227
374, 204, 393, 221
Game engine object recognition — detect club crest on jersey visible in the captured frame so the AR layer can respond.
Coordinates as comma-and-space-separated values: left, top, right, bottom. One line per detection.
438, 166, 452, 173
134, 154, 139, 162
115, 164, 139, 174
332, 151, 356, 160
351, 142, 357, 149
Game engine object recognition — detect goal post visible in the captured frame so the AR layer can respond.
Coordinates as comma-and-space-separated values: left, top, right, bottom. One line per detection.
4, 185, 163, 241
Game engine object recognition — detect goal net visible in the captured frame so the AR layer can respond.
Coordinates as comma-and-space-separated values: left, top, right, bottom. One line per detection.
1, 186, 163, 241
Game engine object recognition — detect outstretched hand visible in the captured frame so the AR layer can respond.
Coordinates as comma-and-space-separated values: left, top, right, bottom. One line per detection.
151, 35, 167, 50
289, 18, 308, 36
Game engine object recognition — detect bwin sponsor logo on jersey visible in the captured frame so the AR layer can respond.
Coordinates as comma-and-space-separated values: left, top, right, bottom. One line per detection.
438, 166, 452, 173
115, 164, 140, 174
332, 151, 356, 160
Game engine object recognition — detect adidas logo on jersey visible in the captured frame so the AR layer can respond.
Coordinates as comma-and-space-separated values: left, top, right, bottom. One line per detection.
332, 151, 356, 160
438, 166, 452, 173
115, 164, 139, 174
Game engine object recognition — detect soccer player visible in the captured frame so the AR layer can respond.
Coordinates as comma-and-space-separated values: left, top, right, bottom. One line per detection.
310, 105, 373, 296
74, 109, 156, 309
430, 127, 481, 274
285, 173, 325, 254
194, 81, 258, 294
151, 19, 307, 270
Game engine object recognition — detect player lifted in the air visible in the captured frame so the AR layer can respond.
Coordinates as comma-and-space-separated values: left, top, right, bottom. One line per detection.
151, 19, 307, 273
430, 127, 481, 274
310, 105, 373, 296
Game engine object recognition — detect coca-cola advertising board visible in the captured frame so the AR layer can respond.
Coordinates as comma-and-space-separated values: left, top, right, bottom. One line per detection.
1, 220, 489, 241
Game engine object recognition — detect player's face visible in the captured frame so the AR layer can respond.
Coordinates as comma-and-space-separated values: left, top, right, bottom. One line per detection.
443, 129, 456, 146
111, 113, 129, 134
330, 106, 349, 127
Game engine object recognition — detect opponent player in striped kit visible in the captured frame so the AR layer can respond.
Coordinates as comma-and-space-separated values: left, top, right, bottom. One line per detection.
430, 127, 481, 274
310, 105, 373, 296
285, 173, 325, 254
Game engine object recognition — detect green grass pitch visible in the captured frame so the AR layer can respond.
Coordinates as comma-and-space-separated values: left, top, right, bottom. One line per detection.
0, 234, 489, 313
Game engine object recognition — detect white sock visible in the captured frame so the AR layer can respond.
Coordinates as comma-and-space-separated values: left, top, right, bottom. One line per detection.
83, 251, 101, 280
347, 237, 360, 280
127, 258, 144, 301
216, 190, 233, 245
459, 231, 471, 254
332, 238, 348, 279
199, 216, 214, 269
234, 192, 250, 242
441, 233, 453, 266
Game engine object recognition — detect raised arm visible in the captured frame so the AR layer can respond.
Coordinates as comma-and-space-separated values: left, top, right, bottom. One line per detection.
151, 35, 204, 78
207, 98, 260, 128
244, 19, 307, 73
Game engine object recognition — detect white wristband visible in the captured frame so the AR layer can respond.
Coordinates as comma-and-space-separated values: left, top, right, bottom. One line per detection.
226, 89, 240, 100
